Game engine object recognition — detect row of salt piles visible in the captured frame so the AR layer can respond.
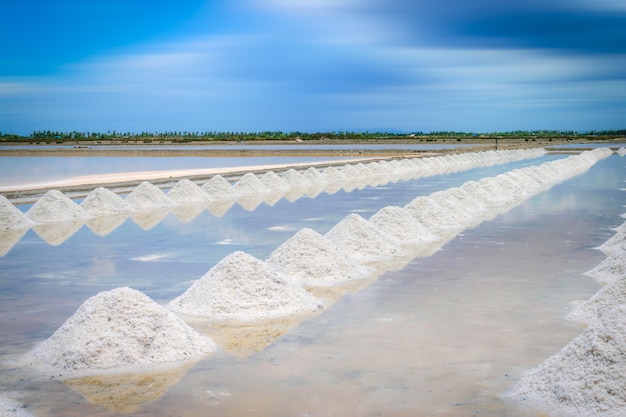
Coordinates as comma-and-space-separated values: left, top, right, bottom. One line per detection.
30, 149, 609, 377
0, 148, 554, 252
508, 192, 626, 417
0, 148, 548, 232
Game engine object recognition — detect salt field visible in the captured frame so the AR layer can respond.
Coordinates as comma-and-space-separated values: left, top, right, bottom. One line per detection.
1, 147, 626, 416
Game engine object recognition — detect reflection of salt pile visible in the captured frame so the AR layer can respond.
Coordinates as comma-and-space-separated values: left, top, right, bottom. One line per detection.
33, 287, 215, 374
325, 214, 405, 263
617, 147, 626, 157
266, 228, 370, 287
80, 187, 128, 216
63, 362, 194, 413
26, 190, 89, 222
169, 251, 323, 321
509, 305, 626, 417
125, 181, 172, 210
167, 179, 210, 205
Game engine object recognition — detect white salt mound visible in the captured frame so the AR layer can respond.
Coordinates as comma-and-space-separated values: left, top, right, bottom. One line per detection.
0, 195, 33, 229
201, 175, 236, 200
233, 173, 272, 195
33, 287, 215, 374
26, 190, 89, 223
80, 187, 129, 216
169, 251, 323, 321
403, 196, 463, 235
585, 252, 626, 285
259, 170, 290, 192
325, 213, 405, 262
302, 167, 327, 184
282, 169, 311, 189
368, 206, 436, 245
509, 305, 626, 417
167, 179, 210, 205
596, 232, 626, 256
125, 181, 172, 210
568, 277, 626, 324
266, 228, 371, 287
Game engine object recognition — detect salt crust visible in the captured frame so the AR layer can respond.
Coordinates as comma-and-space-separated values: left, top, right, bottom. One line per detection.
124, 181, 172, 210
368, 206, 436, 246
233, 173, 272, 195
167, 179, 210, 205
33, 287, 215, 375
508, 305, 626, 417
201, 175, 236, 200
266, 228, 370, 287
325, 213, 405, 261
80, 187, 128, 215
26, 190, 89, 223
168, 251, 323, 321
0, 395, 34, 417
0, 195, 33, 229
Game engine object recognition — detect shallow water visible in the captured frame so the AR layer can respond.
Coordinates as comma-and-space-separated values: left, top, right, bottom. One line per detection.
0, 153, 624, 416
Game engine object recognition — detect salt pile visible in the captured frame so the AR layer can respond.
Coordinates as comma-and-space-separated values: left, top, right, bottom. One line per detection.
508, 305, 626, 417
429, 190, 476, 225
125, 181, 172, 210
403, 196, 463, 235
325, 213, 405, 262
596, 232, 626, 256
33, 287, 215, 374
368, 206, 437, 247
259, 171, 290, 192
233, 173, 272, 195
266, 228, 371, 287
80, 187, 129, 216
282, 169, 311, 190
585, 252, 626, 285
168, 251, 323, 321
446, 186, 486, 216
0, 195, 33, 229
26, 190, 89, 223
201, 175, 236, 200
321, 166, 347, 185
167, 179, 210, 205
302, 167, 327, 185
568, 277, 626, 324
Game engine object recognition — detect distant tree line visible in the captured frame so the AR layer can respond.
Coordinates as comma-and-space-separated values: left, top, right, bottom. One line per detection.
1, 128, 625, 142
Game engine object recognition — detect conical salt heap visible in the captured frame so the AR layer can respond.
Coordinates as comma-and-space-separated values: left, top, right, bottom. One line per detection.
33, 287, 215, 374
26, 190, 89, 223
125, 181, 172, 210
233, 173, 272, 195
266, 228, 371, 287
302, 167, 327, 185
403, 196, 463, 235
325, 213, 405, 263
368, 206, 436, 247
80, 187, 129, 216
568, 277, 626, 325
0, 195, 33, 229
167, 179, 210, 205
584, 251, 626, 285
169, 251, 323, 321
429, 190, 476, 226
508, 305, 626, 417
259, 171, 290, 192
596, 231, 626, 256
282, 169, 311, 190
201, 175, 236, 200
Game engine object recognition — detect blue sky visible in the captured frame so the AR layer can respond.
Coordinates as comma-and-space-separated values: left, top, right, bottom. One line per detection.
1, 0, 625, 135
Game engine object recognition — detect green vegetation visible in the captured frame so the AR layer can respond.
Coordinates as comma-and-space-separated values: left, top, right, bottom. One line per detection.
0, 129, 625, 143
